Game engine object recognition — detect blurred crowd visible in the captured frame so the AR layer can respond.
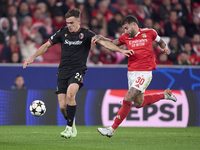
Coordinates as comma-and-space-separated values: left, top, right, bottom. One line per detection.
0, 0, 200, 65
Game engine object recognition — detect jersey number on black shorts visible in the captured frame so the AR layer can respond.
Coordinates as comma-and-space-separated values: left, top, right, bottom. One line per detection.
75, 72, 82, 82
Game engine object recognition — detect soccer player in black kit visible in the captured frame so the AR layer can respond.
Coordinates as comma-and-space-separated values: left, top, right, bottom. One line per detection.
23, 8, 134, 139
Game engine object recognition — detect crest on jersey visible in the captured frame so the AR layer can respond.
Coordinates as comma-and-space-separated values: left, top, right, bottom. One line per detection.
79, 33, 84, 39
142, 33, 147, 38
65, 34, 68, 37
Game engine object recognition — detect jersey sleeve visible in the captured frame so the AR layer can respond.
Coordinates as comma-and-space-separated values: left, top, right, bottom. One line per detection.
151, 29, 161, 42
118, 33, 126, 45
86, 29, 96, 40
48, 28, 62, 45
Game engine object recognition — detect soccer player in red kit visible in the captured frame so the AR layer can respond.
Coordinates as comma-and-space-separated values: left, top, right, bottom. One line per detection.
92, 15, 177, 137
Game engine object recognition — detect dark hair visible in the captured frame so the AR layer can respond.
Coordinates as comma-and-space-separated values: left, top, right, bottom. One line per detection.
184, 41, 192, 46
8, 4, 16, 9
24, 36, 33, 43
170, 10, 177, 13
170, 34, 178, 38
114, 11, 123, 17
65, 8, 81, 19
9, 32, 16, 37
121, 15, 138, 26
15, 75, 23, 79
180, 51, 188, 55
55, 11, 64, 17
193, 33, 200, 37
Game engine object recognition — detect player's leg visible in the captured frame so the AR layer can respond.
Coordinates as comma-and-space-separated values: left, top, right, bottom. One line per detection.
111, 87, 140, 129
58, 94, 68, 119
98, 71, 151, 137
98, 87, 140, 137
57, 93, 78, 131
60, 83, 79, 138
134, 89, 177, 109
66, 83, 78, 125
134, 92, 164, 108
58, 93, 76, 138
65, 83, 79, 137
58, 93, 71, 138
61, 70, 85, 138
56, 79, 69, 120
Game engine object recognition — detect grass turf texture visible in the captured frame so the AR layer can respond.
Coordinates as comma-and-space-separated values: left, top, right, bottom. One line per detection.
0, 126, 200, 150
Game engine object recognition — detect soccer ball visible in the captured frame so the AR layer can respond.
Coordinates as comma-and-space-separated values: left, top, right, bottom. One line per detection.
29, 100, 46, 117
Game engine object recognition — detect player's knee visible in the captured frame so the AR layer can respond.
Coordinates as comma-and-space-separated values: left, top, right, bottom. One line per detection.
66, 93, 75, 101
135, 103, 141, 108
134, 100, 143, 108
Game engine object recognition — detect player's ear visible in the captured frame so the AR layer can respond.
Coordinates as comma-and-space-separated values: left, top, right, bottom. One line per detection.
132, 22, 137, 26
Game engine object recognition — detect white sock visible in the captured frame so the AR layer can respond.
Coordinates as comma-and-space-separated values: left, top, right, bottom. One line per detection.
109, 126, 115, 131
66, 125, 72, 131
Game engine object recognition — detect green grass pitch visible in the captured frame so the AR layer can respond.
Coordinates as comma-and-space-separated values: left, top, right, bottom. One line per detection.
0, 126, 200, 150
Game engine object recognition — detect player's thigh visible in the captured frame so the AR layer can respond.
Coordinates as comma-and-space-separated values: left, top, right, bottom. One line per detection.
67, 71, 85, 98
127, 71, 152, 93
124, 87, 141, 102
67, 70, 85, 92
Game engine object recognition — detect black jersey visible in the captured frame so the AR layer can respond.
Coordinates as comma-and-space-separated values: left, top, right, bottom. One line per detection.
48, 27, 95, 79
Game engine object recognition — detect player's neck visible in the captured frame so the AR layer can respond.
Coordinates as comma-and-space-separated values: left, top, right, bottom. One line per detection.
132, 28, 140, 37
73, 25, 81, 33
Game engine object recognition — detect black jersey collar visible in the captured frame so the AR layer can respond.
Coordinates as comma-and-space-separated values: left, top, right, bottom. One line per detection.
69, 27, 81, 34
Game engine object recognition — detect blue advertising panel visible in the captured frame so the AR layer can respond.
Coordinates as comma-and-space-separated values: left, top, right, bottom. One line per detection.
0, 64, 200, 90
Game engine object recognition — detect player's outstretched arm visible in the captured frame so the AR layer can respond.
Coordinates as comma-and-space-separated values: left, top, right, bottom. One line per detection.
97, 39, 134, 57
23, 41, 52, 69
92, 35, 134, 57
92, 35, 121, 46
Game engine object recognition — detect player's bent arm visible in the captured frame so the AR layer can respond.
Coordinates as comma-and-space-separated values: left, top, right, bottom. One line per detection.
23, 41, 52, 68
156, 38, 171, 55
156, 38, 166, 49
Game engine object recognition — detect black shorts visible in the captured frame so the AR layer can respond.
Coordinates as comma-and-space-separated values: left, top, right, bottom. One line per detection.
55, 70, 85, 94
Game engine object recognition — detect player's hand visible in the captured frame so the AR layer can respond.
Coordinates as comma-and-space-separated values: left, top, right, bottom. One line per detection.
91, 35, 103, 44
162, 47, 170, 55
121, 49, 135, 57
23, 57, 34, 69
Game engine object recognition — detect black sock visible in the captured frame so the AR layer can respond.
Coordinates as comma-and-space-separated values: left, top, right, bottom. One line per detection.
64, 106, 68, 120
67, 105, 76, 127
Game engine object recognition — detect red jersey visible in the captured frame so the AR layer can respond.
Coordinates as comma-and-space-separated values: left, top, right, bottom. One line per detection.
118, 28, 159, 71
189, 53, 199, 65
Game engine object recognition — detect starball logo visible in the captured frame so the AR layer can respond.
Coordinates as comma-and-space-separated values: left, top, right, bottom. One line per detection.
64, 40, 82, 46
